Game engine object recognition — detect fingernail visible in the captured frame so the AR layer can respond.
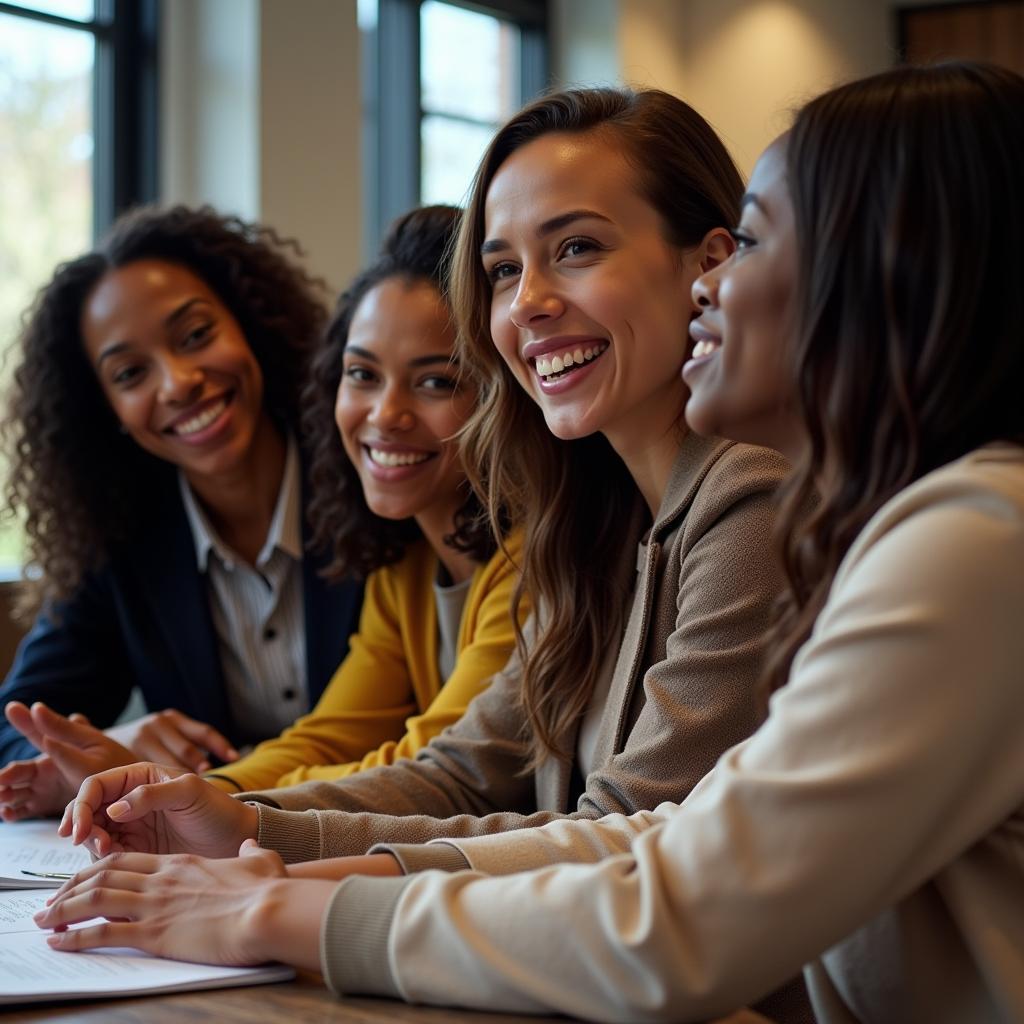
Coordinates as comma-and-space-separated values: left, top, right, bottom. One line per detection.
108, 800, 130, 818
46, 934, 65, 947
227, 748, 240, 761
197, 761, 211, 774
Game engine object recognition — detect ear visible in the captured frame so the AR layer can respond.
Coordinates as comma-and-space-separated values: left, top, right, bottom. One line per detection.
698, 227, 735, 273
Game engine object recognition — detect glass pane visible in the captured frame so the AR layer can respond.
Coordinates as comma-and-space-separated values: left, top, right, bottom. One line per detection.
0, 13, 94, 572
5, 1, 95, 22
421, 114, 497, 207
421, 0, 520, 123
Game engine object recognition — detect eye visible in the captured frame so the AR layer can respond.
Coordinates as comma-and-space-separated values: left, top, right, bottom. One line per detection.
343, 364, 376, 385
180, 322, 215, 349
729, 228, 757, 251
111, 364, 145, 388
420, 374, 457, 393
557, 236, 601, 260
485, 260, 519, 285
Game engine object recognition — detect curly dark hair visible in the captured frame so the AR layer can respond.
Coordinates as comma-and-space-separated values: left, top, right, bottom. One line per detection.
1, 204, 328, 616
303, 204, 497, 581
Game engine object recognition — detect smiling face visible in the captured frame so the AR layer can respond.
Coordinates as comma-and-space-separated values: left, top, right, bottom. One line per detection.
335, 277, 474, 530
81, 259, 269, 483
481, 130, 726, 455
684, 139, 804, 457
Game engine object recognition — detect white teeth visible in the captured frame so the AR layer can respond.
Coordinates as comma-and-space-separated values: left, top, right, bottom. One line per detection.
175, 399, 227, 436
368, 448, 432, 468
691, 339, 720, 359
534, 343, 607, 380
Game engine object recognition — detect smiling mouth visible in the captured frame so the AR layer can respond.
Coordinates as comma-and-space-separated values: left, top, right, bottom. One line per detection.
169, 394, 232, 437
690, 339, 720, 359
533, 343, 608, 383
365, 446, 434, 468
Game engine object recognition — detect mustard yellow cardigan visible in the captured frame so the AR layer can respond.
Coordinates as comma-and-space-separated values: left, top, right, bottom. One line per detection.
206, 532, 524, 792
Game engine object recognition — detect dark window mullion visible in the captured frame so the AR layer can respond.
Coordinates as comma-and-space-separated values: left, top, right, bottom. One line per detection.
0, 1, 107, 33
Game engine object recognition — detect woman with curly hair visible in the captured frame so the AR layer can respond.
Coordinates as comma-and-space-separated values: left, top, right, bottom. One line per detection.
3, 204, 525, 801
0, 205, 362, 816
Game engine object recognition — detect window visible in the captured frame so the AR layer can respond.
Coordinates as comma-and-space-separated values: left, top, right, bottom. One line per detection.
0, 0, 158, 574
362, 0, 547, 252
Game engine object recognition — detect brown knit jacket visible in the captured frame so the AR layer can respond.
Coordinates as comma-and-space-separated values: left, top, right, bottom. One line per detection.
245, 432, 789, 855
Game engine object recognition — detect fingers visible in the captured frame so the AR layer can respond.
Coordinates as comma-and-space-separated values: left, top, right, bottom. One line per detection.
45, 919, 144, 953
39, 734, 110, 791
169, 711, 239, 764
0, 756, 41, 788
29, 701, 105, 747
48, 853, 165, 903
4, 700, 45, 748
101, 773, 204, 824
131, 711, 238, 771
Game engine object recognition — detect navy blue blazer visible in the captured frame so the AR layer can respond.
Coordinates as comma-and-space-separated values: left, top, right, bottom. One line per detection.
0, 475, 363, 765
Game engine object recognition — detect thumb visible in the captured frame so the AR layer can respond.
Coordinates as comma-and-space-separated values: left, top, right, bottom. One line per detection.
104, 774, 205, 822
238, 838, 261, 857
5, 701, 45, 749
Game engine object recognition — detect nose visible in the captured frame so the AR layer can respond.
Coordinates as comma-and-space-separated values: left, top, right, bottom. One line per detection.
157, 355, 203, 405
509, 266, 564, 329
368, 383, 415, 432
691, 263, 720, 311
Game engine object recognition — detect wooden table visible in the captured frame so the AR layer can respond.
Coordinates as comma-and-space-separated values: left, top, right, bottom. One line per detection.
4, 974, 565, 1022
2, 975, 773, 1022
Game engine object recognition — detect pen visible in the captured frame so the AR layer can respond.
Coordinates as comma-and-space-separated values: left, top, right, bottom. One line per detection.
20, 870, 74, 880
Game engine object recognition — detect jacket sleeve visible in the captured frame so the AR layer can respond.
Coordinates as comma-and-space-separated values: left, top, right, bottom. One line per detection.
383, 447, 787, 876
319, 464, 1024, 1022
271, 539, 526, 787
0, 572, 135, 764
244, 452, 785, 864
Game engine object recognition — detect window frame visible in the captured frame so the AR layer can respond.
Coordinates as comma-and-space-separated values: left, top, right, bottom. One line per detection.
363, 0, 548, 254
0, 0, 160, 240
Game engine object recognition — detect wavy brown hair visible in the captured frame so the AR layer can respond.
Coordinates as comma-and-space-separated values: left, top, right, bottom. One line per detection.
451, 88, 744, 766
766, 61, 1024, 690
1, 204, 327, 617
303, 204, 498, 581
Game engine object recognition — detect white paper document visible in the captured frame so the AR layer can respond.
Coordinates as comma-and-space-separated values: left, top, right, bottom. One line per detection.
0, 820, 91, 888
0, 892, 294, 1003
0, 930, 295, 1003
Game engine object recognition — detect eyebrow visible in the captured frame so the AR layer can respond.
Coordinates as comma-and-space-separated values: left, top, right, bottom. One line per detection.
480, 208, 612, 256
344, 346, 456, 368
96, 297, 211, 367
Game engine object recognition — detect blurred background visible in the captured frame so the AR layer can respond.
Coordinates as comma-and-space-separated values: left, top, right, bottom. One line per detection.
0, 0, 1022, 594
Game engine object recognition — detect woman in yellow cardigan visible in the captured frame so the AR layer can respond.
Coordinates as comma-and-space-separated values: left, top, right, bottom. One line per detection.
5, 205, 526, 796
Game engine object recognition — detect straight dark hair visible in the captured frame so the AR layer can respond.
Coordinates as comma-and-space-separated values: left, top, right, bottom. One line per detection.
768, 61, 1024, 690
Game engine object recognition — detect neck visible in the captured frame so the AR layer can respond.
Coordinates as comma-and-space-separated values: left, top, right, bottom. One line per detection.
185, 415, 288, 565
415, 501, 477, 585
603, 400, 688, 518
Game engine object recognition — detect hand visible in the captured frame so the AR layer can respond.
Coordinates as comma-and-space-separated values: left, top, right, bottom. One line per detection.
60, 762, 260, 859
106, 710, 239, 773
34, 842, 292, 966
1, 702, 136, 819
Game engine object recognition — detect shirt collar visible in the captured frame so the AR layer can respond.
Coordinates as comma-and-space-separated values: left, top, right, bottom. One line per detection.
178, 436, 303, 572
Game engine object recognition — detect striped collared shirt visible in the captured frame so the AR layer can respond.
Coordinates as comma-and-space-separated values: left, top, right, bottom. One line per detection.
178, 438, 308, 746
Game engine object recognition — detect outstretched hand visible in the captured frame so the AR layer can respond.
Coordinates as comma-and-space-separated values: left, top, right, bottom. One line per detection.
0, 702, 136, 820
60, 762, 259, 859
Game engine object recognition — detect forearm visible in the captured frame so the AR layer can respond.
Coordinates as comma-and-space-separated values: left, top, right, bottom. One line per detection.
286, 853, 402, 881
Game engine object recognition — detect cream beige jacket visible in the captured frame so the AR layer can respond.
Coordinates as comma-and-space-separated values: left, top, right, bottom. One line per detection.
320, 445, 1024, 1024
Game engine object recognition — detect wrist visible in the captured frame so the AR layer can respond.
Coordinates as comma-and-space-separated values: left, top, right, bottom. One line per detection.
244, 878, 335, 970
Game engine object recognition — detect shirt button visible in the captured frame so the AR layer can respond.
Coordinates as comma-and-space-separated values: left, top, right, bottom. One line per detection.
282, 688, 296, 701
263, 626, 277, 641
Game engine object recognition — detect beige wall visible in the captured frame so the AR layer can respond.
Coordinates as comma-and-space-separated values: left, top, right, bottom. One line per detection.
160, 0, 362, 295
554, 0, 897, 177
